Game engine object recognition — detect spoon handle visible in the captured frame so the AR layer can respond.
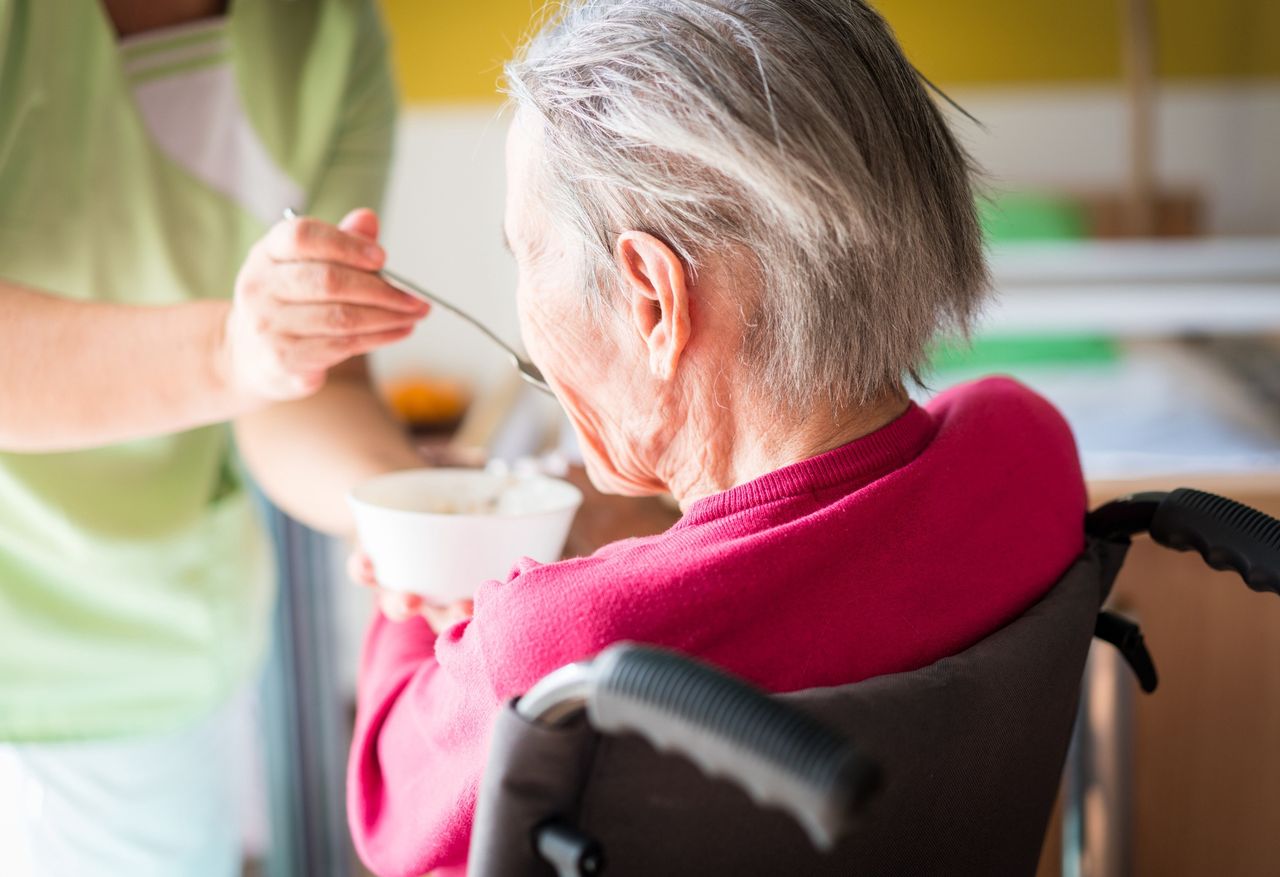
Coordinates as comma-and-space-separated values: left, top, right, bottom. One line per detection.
381, 270, 515, 360
380, 270, 551, 394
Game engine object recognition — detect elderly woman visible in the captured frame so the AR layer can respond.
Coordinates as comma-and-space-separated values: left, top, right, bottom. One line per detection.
349, 1, 1085, 874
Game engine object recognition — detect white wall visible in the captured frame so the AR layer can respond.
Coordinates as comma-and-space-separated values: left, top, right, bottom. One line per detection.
374, 84, 1280, 390
947, 83, 1280, 234
376, 105, 518, 393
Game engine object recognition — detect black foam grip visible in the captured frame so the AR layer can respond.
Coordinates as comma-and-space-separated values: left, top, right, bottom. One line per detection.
589, 644, 879, 850
1150, 488, 1280, 595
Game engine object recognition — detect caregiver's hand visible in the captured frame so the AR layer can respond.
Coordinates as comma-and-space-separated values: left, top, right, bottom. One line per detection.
347, 549, 475, 633
223, 209, 430, 402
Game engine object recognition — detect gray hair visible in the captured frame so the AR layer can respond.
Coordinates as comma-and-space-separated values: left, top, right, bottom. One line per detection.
505, 0, 988, 410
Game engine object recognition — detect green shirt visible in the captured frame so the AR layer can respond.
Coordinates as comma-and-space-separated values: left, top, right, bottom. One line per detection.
0, 0, 396, 740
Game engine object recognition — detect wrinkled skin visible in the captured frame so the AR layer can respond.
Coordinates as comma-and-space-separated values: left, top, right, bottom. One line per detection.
509, 113, 752, 504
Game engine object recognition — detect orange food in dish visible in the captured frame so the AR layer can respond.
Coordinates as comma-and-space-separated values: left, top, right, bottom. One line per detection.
383, 376, 470, 427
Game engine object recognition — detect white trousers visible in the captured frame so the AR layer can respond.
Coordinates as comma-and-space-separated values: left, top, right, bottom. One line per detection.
0, 695, 250, 877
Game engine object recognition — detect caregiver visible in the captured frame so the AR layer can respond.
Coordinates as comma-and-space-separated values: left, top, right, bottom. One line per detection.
0, 1, 423, 874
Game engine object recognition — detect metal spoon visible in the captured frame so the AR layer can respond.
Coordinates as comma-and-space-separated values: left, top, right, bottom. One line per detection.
282, 209, 551, 395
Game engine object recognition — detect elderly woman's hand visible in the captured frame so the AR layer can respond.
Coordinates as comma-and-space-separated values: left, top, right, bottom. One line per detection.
347, 549, 475, 633
223, 209, 430, 403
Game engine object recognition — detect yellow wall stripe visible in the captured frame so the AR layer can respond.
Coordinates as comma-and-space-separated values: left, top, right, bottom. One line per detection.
378, 0, 1280, 104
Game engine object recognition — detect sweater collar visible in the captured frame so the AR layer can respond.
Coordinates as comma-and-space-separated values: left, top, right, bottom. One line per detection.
675, 401, 937, 526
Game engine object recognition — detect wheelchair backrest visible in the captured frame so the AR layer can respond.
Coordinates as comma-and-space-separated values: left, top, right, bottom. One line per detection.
472, 538, 1127, 876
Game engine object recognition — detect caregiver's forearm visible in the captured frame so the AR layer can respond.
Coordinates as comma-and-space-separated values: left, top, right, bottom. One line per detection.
234, 357, 422, 536
0, 283, 252, 452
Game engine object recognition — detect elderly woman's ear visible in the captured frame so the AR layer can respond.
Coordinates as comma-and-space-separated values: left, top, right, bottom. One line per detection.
614, 231, 692, 382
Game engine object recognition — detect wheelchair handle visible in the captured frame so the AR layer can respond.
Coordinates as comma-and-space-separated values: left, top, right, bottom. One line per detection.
1086, 488, 1280, 595
1152, 488, 1280, 595
518, 643, 879, 852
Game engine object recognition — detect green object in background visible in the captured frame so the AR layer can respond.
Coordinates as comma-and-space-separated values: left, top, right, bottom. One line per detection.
979, 192, 1089, 243
929, 193, 1115, 376
930, 335, 1120, 373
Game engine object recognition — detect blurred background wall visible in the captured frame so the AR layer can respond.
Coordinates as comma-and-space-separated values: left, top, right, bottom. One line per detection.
368, 0, 1280, 393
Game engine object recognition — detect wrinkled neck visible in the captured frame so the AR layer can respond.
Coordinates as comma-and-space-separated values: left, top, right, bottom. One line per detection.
659, 387, 910, 511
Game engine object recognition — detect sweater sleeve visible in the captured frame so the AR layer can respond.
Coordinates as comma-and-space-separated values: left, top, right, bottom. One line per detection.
347, 609, 502, 877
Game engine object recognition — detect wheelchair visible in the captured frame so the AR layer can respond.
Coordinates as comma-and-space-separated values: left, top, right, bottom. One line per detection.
464, 488, 1280, 876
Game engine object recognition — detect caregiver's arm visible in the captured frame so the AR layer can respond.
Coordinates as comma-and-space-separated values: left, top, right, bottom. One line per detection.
234, 354, 422, 536
0, 286, 254, 452
0, 216, 425, 454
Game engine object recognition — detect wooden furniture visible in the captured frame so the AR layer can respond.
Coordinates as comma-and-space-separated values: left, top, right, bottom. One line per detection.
1037, 478, 1280, 877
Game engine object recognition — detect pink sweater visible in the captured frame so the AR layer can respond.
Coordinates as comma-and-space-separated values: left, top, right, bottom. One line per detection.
349, 377, 1086, 877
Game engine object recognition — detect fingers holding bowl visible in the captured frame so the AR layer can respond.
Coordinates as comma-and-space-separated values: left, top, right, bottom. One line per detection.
420, 599, 474, 633
347, 549, 474, 631
347, 549, 379, 589
379, 590, 429, 624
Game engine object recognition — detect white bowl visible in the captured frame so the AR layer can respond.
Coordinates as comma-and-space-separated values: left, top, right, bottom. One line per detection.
348, 468, 583, 603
